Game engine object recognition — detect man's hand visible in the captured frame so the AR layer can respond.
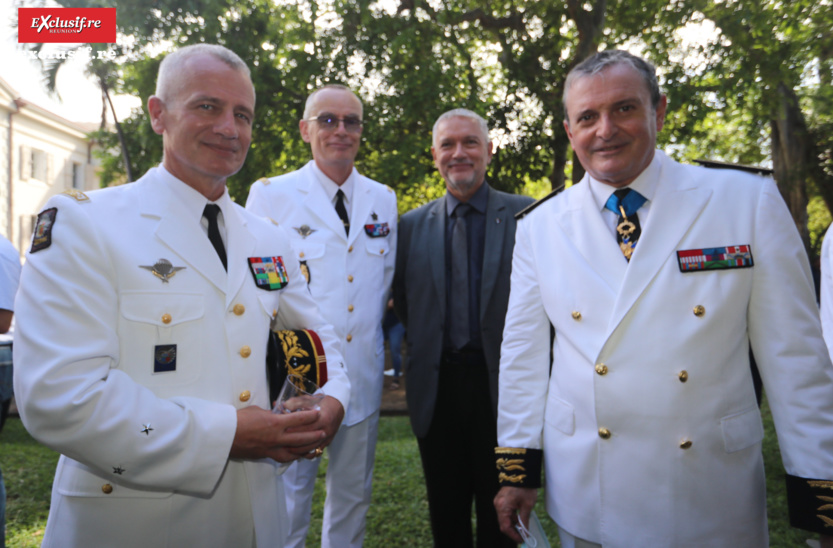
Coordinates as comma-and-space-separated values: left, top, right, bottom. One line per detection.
494, 486, 538, 543
285, 395, 345, 459
230, 406, 325, 463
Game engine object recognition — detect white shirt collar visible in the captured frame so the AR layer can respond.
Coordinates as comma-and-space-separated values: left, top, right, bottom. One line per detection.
588, 151, 662, 213
309, 161, 357, 205
156, 164, 234, 220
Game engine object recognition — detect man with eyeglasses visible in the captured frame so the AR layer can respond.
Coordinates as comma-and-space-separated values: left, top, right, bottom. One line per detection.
247, 84, 397, 548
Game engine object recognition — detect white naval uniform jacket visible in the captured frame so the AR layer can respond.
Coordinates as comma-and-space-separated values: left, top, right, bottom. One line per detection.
497, 151, 833, 547
247, 162, 396, 426
13, 167, 350, 548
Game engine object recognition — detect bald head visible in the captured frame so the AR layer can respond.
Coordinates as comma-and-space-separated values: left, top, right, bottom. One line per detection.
156, 44, 254, 105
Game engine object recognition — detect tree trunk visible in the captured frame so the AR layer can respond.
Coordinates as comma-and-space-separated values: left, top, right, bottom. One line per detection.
100, 78, 134, 183
771, 82, 810, 253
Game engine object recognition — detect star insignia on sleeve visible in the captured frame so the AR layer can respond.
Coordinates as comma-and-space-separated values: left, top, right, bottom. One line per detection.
113, 466, 125, 475
141, 423, 154, 435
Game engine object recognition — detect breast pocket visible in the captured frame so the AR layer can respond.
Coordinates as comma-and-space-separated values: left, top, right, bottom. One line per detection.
119, 292, 205, 387
365, 238, 391, 259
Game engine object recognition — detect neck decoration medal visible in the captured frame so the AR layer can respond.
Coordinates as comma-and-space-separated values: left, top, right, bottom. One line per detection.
617, 205, 637, 260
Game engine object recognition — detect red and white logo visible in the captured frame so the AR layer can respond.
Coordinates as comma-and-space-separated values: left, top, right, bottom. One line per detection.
18, 8, 116, 44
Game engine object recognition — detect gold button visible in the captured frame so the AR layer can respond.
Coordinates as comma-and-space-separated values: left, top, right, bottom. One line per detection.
598, 428, 611, 439
571, 311, 581, 321
693, 305, 705, 317
379, 249, 384, 255
102, 484, 113, 494
346, 334, 353, 342
348, 245, 353, 252
348, 275, 354, 282
680, 440, 693, 449
348, 305, 354, 312
240, 346, 251, 358
595, 363, 608, 375
299, 251, 305, 259
272, 309, 277, 318
239, 390, 251, 402
678, 370, 688, 382
233, 304, 245, 316
161, 313, 172, 324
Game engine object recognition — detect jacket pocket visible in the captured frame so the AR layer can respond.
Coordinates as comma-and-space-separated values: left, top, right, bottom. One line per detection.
545, 396, 575, 436
720, 406, 764, 453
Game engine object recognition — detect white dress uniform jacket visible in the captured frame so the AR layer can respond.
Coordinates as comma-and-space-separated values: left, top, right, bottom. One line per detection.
820, 227, 833, 357
498, 151, 833, 547
247, 161, 396, 426
13, 166, 350, 548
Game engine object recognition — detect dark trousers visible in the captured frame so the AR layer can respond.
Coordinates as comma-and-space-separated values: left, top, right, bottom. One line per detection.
417, 351, 515, 548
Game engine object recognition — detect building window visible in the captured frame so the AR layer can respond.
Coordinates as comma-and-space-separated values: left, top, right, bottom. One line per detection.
19, 146, 49, 182
72, 162, 83, 190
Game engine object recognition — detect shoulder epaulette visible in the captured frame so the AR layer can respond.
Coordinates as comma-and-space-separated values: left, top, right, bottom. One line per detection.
61, 189, 90, 202
514, 184, 566, 220
257, 177, 271, 185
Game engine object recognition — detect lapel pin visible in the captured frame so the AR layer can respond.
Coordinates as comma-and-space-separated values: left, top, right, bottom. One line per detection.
139, 259, 186, 283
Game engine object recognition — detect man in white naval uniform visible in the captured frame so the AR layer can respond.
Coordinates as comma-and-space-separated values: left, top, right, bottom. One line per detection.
13, 44, 350, 548
493, 50, 833, 548
247, 84, 396, 548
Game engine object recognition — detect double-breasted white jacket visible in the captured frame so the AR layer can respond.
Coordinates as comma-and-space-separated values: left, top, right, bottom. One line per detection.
247, 161, 396, 426
13, 166, 350, 548
497, 151, 833, 547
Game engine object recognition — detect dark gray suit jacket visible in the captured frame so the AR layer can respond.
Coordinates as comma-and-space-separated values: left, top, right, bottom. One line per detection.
393, 184, 534, 438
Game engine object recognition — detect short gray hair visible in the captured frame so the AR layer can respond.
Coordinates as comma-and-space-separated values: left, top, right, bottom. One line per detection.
303, 85, 362, 120
563, 50, 661, 121
432, 109, 490, 148
155, 44, 252, 102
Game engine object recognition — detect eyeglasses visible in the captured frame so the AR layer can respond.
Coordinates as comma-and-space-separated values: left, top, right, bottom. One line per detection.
306, 115, 363, 133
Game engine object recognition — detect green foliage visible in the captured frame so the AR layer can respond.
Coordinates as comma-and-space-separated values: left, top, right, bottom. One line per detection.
44, 0, 832, 225
808, 196, 832, 258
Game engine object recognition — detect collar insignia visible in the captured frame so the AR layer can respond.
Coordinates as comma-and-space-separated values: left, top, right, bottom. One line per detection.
294, 225, 316, 238
371, 212, 378, 221
139, 258, 186, 283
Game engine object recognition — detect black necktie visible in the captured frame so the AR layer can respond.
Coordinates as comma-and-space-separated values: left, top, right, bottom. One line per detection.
335, 189, 350, 236
203, 204, 227, 271
450, 203, 470, 349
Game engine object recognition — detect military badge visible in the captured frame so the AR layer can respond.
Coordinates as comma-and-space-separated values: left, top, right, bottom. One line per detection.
299, 260, 311, 284
154, 344, 177, 373
293, 225, 316, 238
677, 245, 754, 272
249, 256, 289, 290
140, 258, 186, 283
364, 222, 390, 238
371, 212, 378, 221
61, 188, 89, 201
31, 207, 58, 253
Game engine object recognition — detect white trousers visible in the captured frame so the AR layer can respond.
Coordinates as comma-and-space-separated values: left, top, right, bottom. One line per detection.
283, 411, 380, 548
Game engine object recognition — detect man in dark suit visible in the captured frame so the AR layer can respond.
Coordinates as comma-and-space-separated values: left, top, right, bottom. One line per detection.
393, 108, 533, 547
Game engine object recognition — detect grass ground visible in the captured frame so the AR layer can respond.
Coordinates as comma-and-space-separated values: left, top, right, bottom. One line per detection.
0, 397, 821, 547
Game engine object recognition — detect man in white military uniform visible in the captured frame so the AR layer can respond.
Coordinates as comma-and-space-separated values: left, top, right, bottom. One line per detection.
493, 50, 833, 548
13, 44, 350, 548
247, 84, 396, 548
